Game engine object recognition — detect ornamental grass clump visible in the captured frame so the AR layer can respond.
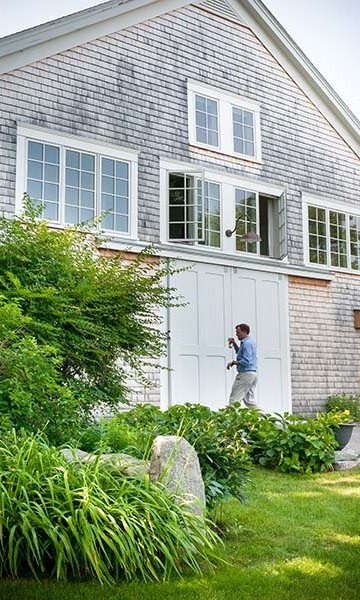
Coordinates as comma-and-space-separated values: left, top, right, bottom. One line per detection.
0, 431, 220, 585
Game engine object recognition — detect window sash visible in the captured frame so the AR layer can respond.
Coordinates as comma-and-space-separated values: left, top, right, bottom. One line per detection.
188, 81, 261, 162
26, 140, 130, 234
168, 171, 204, 242
195, 94, 219, 148
199, 181, 221, 248
235, 188, 258, 255
307, 204, 360, 271
232, 107, 255, 157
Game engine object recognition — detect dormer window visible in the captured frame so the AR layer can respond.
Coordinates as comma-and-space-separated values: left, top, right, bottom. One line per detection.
188, 80, 262, 162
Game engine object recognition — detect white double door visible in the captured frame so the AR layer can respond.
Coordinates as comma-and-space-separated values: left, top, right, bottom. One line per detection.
167, 260, 290, 414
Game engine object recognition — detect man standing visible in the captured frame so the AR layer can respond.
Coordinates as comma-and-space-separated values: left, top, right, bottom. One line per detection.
227, 323, 258, 407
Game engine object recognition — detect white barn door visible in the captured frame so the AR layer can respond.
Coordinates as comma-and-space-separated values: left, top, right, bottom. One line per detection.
168, 260, 291, 414
169, 263, 232, 410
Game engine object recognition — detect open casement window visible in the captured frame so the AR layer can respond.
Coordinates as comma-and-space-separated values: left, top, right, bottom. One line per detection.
235, 188, 258, 254
349, 214, 360, 270
259, 192, 287, 259
235, 189, 287, 258
168, 171, 205, 242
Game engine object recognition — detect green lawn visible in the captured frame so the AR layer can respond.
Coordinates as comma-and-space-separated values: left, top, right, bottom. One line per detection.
1, 466, 359, 600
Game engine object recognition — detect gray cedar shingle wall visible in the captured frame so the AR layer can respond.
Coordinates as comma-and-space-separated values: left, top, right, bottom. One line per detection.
1, 5, 360, 253
289, 274, 360, 417
1, 4, 360, 412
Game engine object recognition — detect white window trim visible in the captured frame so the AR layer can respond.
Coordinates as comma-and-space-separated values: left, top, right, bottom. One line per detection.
16, 123, 138, 240
302, 192, 360, 273
160, 159, 283, 253
187, 80, 262, 163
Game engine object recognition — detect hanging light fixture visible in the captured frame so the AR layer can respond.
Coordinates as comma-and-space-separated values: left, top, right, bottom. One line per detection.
225, 212, 261, 242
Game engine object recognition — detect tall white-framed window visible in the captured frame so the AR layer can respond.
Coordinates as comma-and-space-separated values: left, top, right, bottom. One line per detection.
303, 194, 360, 271
16, 124, 138, 238
161, 161, 285, 258
188, 80, 262, 162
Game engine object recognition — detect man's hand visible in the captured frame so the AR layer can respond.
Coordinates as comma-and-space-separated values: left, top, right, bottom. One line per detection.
228, 337, 235, 347
227, 360, 236, 370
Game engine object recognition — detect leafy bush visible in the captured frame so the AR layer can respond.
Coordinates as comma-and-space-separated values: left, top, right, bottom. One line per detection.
246, 412, 338, 474
0, 301, 82, 444
0, 197, 182, 442
78, 403, 340, 509
77, 417, 150, 459
0, 431, 220, 584
96, 403, 251, 508
326, 394, 360, 422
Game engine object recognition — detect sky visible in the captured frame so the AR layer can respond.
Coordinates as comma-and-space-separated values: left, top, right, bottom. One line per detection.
1, 0, 359, 120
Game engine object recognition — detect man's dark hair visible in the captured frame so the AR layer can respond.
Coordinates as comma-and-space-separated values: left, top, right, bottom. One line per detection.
236, 323, 250, 335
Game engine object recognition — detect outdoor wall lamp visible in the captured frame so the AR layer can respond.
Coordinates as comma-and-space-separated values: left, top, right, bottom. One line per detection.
225, 213, 262, 242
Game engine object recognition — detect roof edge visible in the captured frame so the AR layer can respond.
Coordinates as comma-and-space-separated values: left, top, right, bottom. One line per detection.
236, 0, 360, 157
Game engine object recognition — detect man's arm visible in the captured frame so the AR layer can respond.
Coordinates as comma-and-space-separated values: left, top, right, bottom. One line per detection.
228, 337, 239, 352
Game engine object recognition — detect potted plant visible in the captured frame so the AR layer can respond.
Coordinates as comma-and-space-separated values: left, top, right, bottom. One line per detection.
324, 410, 356, 450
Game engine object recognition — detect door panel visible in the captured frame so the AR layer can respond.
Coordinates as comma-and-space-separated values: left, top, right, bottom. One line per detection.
168, 261, 290, 414
169, 263, 232, 410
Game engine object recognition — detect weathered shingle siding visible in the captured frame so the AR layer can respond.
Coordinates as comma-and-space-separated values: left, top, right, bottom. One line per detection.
289, 274, 360, 416
1, 6, 360, 248
1, 4, 360, 411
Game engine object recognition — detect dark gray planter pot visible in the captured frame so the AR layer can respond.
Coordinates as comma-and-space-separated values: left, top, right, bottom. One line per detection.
333, 423, 356, 450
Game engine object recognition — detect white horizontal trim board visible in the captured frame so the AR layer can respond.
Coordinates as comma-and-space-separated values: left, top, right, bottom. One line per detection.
160, 158, 283, 194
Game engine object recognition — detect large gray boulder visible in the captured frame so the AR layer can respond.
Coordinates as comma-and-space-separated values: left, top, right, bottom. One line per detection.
148, 435, 206, 517
60, 436, 207, 517
60, 448, 148, 477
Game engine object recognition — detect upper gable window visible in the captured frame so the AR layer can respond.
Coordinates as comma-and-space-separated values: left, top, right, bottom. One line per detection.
188, 80, 261, 162
16, 125, 138, 238
195, 94, 219, 147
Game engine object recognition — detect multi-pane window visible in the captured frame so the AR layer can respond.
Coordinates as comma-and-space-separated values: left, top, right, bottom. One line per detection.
101, 158, 129, 233
307, 204, 360, 271
195, 95, 219, 147
235, 189, 257, 254
200, 182, 221, 248
166, 167, 286, 258
350, 215, 360, 270
168, 175, 220, 247
233, 108, 255, 157
65, 150, 95, 225
27, 141, 60, 221
308, 205, 327, 265
24, 136, 134, 235
188, 81, 261, 161
329, 210, 347, 268
168, 172, 204, 241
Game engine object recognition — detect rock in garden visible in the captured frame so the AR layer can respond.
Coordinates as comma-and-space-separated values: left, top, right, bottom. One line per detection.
148, 435, 206, 517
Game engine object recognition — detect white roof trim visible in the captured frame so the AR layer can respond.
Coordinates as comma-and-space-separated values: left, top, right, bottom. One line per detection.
0, 0, 190, 74
231, 0, 360, 157
1, 0, 360, 158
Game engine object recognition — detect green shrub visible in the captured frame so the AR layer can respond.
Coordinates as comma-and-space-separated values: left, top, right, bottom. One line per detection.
110, 403, 251, 508
0, 196, 182, 442
77, 417, 150, 459
248, 412, 338, 474
0, 301, 83, 445
326, 394, 360, 422
78, 403, 339, 508
0, 431, 220, 584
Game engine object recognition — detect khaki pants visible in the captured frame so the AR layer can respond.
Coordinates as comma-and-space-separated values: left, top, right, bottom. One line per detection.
229, 371, 258, 407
